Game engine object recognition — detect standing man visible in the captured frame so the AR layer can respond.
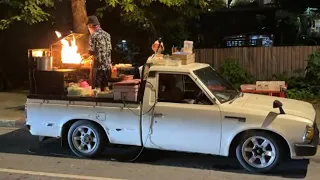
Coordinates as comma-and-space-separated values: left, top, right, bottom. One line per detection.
86, 15, 112, 91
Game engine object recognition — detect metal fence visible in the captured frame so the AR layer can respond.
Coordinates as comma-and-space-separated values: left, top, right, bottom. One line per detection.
195, 46, 320, 80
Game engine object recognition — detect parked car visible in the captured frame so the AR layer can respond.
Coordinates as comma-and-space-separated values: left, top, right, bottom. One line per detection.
25, 62, 319, 173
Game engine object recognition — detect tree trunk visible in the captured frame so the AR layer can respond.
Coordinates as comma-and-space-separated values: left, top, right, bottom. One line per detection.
71, 0, 87, 33
71, 0, 88, 54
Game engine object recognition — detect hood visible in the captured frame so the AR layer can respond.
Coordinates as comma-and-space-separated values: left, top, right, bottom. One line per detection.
240, 93, 316, 121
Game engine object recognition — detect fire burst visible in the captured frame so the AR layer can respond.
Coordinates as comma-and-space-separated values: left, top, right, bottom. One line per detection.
55, 31, 82, 64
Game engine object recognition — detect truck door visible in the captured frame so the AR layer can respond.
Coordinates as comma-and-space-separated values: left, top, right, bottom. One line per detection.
148, 72, 222, 155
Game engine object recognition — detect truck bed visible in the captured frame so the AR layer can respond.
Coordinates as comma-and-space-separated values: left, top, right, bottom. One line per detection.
26, 94, 142, 146
27, 94, 140, 104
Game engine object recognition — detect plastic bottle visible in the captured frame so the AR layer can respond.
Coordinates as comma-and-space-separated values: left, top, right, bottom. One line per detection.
111, 65, 118, 78
183, 41, 193, 53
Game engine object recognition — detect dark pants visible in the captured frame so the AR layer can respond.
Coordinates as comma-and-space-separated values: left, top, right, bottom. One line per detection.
93, 67, 110, 91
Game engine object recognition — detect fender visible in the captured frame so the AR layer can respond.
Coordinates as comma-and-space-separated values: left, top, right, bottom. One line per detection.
220, 126, 292, 157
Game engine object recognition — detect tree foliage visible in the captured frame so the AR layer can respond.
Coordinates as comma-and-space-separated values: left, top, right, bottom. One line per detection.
272, 0, 320, 13
0, 0, 54, 30
0, 0, 225, 42
97, 0, 224, 23
97, 0, 225, 49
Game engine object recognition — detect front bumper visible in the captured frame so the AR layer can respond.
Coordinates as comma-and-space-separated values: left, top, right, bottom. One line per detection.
294, 122, 319, 156
24, 123, 30, 131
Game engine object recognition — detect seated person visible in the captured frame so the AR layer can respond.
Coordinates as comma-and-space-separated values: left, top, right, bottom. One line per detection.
159, 82, 184, 103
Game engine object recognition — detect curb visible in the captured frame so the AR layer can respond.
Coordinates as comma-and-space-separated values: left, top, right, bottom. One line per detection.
0, 118, 25, 128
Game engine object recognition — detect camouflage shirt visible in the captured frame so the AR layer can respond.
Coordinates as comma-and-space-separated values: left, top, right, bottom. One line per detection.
89, 28, 112, 70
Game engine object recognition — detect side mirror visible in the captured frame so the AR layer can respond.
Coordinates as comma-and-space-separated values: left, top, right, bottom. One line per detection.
273, 100, 285, 114
273, 100, 282, 108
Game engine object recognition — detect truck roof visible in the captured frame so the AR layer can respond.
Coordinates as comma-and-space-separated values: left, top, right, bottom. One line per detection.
149, 63, 210, 73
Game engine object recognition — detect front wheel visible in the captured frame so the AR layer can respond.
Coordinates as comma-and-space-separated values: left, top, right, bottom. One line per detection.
67, 120, 106, 158
235, 132, 282, 173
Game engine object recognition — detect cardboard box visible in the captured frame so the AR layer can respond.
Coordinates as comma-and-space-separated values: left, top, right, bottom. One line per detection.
172, 52, 195, 65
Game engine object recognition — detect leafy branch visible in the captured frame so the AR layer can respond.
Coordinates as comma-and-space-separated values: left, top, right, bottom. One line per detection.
0, 0, 54, 30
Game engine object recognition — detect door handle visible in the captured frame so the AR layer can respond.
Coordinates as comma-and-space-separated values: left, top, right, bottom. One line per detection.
154, 113, 164, 118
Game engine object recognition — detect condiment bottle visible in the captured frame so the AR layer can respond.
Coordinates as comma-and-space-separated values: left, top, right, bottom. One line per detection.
111, 65, 118, 78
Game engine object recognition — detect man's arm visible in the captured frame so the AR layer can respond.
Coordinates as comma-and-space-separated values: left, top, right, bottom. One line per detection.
88, 35, 96, 56
107, 33, 112, 51
106, 33, 112, 64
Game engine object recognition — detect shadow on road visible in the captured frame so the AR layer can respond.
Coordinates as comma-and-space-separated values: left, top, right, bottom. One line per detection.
4, 105, 24, 111
0, 128, 309, 179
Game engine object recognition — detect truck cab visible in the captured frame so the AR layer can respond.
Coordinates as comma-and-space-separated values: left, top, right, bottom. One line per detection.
140, 63, 229, 155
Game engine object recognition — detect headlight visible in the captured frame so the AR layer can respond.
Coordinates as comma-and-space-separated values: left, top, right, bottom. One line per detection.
303, 125, 314, 143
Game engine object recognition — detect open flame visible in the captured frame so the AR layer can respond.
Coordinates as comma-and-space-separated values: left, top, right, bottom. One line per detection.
55, 31, 82, 64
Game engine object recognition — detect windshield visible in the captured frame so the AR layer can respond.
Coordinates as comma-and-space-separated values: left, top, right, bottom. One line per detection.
193, 66, 239, 103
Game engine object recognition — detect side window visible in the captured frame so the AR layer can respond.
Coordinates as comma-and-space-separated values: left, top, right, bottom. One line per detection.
157, 73, 213, 105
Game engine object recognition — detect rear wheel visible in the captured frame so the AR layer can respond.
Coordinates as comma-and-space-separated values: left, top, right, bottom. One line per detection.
67, 120, 106, 158
235, 131, 282, 173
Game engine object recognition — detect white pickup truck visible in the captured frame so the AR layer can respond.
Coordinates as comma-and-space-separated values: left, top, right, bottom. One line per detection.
25, 63, 319, 173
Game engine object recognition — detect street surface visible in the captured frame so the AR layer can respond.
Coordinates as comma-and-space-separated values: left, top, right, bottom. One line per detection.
0, 92, 25, 120
0, 127, 320, 180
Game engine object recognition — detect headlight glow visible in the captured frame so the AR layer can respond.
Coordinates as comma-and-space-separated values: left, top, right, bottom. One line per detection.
303, 125, 314, 143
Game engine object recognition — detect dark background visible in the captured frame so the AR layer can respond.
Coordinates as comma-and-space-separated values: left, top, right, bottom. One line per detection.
0, 0, 320, 90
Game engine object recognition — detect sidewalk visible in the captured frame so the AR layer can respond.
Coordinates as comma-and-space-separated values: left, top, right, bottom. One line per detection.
0, 91, 27, 128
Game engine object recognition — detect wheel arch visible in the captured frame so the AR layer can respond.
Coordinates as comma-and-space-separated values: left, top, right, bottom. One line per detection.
60, 119, 109, 148
228, 129, 291, 158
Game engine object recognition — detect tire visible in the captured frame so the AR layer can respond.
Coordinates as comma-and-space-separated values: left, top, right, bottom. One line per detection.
235, 131, 282, 173
67, 120, 106, 158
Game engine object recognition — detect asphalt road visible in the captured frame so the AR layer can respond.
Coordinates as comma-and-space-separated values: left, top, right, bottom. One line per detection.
0, 128, 320, 180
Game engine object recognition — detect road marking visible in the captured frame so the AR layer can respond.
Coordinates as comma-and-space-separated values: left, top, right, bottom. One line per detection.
0, 168, 125, 180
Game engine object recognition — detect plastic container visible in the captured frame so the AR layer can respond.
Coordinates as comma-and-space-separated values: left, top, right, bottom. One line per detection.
79, 80, 89, 88
183, 41, 193, 53
80, 86, 93, 96
96, 91, 114, 98
67, 86, 82, 96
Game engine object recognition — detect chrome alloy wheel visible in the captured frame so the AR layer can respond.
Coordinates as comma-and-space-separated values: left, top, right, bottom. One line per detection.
241, 136, 276, 169
72, 126, 98, 154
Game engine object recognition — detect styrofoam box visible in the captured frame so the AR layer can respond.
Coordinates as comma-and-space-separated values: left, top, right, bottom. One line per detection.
256, 81, 285, 91
113, 79, 140, 101
240, 84, 256, 91
113, 87, 138, 102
